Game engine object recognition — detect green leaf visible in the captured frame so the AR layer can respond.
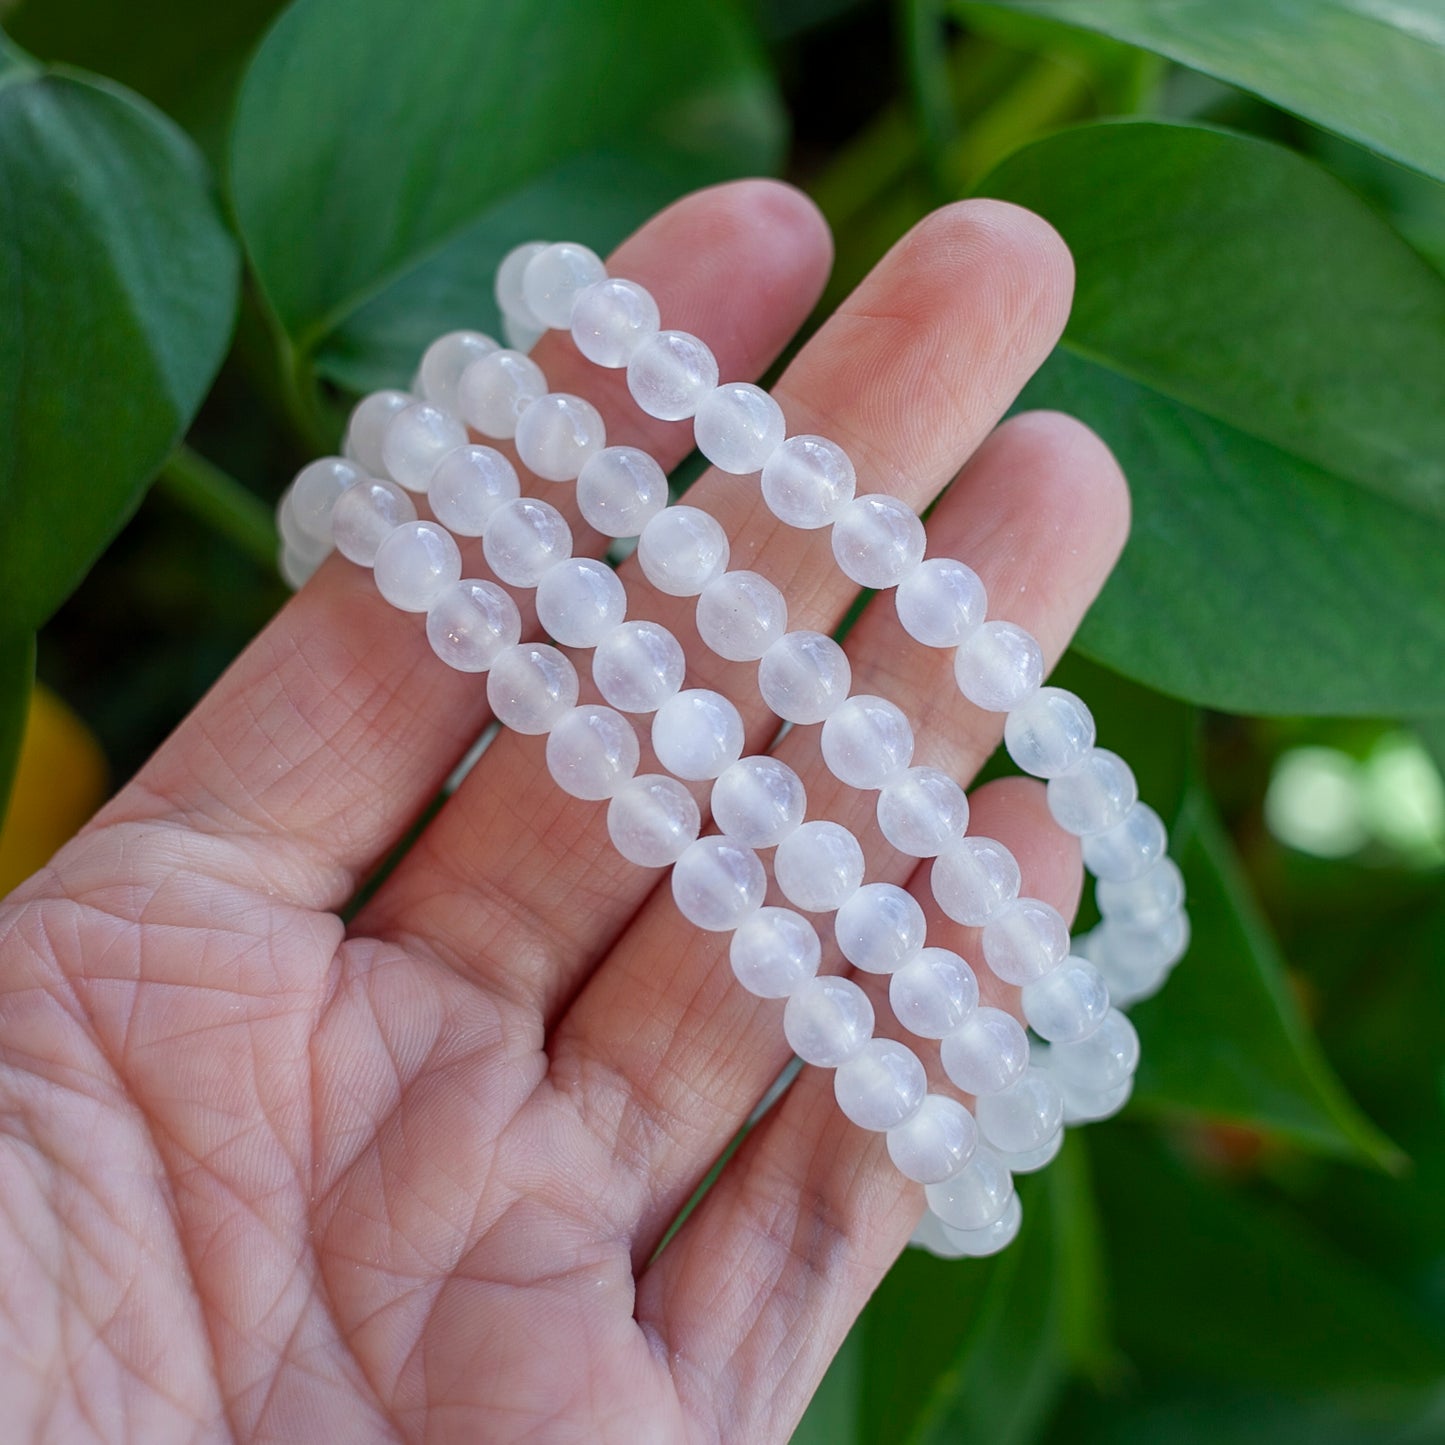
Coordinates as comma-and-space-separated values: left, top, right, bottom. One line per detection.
0, 43, 239, 630
970, 0, 1445, 183
0, 631, 35, 828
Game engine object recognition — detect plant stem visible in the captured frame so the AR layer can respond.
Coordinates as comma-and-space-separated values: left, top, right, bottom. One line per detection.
156, 444, 276, 569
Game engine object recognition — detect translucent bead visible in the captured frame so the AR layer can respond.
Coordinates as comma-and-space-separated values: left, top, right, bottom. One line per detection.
760, 434, 855, 530
495, 240, 548, 327
820, 695, 914, 790
671, 835, 766, 932
417, 330, 498, 414
886, 1094, 978, 1183
925, 1146, 1014, 1231
522, 241, 606, 329
343, 389, 410, 476
831, 494, 925, 589
710, 756, 806, 848
938, 1190, 1022, 1255
875, 767, 969, 858
1004, 687, 1096, 778
637, 506, 729, 596
425, 579, 520, 672
289, 457, 363, 544
570, 277, 660, 367
592, 621, 685, 713
278, 491, 331, 566
1061, 1074, 1134, 1124
381, 402, 467, 493
1092, 912, 1189, 999
941, 1007, 1030, 1097
954, 621, 1044, 712
757, 631, 851, 725
981, 897, 1071, 986
1081, 802, 1168, 883
784, 975, 874, 1067
483, 497, 572, 587
694, 382, 786, 475
1047, 1008, 1139, 1092
1097, 857, 1185, 930
651, 689, 745, 781
627, 330, 719, 421
514, 393, 606, 483
835, 883, 926, 974
695, 571, 788, 662
932, 836, 1022, 926
889, 947, 979, 1038
486, 643, 579, 735
278, 545, 315, 590
428, 445, 520, 536
729, 907, 821, 998
535, 558, 627, 647
331, 479, 417, 566
998, 1127, 1063, 1174
975, 1068, 1063, 1154
373, 520, 462, 612
576, 446, 669, 539
1021, 957, 1110, 1044
835, 1039, 927, 1131
774, 821, 864, 913
895, 557, 986, 648
607, 774, 700, 867
545, 705, 640, 801
1047, 749, 1138, 836
457, 349, 546, 439
503, 315, 543, 355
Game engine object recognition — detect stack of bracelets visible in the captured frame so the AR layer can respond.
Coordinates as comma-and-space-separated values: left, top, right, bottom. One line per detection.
275, 240, 1190, 1261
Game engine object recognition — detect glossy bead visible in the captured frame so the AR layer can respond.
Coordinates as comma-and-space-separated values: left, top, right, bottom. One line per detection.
760, 435, 855, 529
1004, 687, 1096, 778
330, 479, 417, 566
592, 621, 686, 713
278, 491, 330, 565
289, 457, 363, 543
1097, 857, 1185, 930
925, 1146, 1014, 1231
1081, 801, 1168, 883
1047, 1008, 1139, 1092
895, 557, 986, 648
890, 947, 979, 1038
954, 621, 1044, 712
278, 545, 315, 589
513, 393, 606, 483
457, 349, 546, 439
607, 774, 700, 867
343, 389, 411, 475
671, 835, 766, 932
546, 705, 640, 800
694, 382, 786, 474
836, 883, 926, 974
729, 908, 821, 998
757, 631, 851, 725
710, 756, 806, 848
932, 836, 1021, 926
835, 1039, 926, 1131
1021, 957, 1110, 1044
373, 520, 462, 611
651, 690, 745, 781
495, 241, 548, 327
637, 506, 729, 596
696, 571, 788, 662
941, 1007, 1030, 1097
886, 1094, 978, 1183
938, 1190, 1022, 1256
428, 445, 519, 536
535, 558, 627, 647
417, 330, 498, 413
1061, 1075, 1134, 1124
876, 767, 969, 857
627, 330, 719, 421
522, 241, 606, 328
503, 315, 543, 355
784, 975, 874, 1067
774, 821, 864, 912
425, 579, 520, 672
820, 695, 914, 789
576, 446, 669, 538
998, 1127, 1063, 1174
381, 402, 467, 493
1047, 749, 1138, 836
482, 497, 572, 587
1092, 912, 1189, 1001
975, 1068, 1064, 1155
486, 643, 579, 735
981, 897, 1070, 986
570, 277, 660, 367
831, 494, 925, 589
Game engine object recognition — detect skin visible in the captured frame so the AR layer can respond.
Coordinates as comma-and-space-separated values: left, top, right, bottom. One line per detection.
0, 180, 1129, 1443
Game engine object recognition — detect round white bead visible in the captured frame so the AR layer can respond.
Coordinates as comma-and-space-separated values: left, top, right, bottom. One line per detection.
925, 1146, 1014, 1231
1081, 801, 1168, 883
886, 1094, 978, 1183
637, 506, 729, 597
373, 520, 462, 612
729, 907, 821, 998
1021, 957, 1110, 1044
932, 836, 1022, 926
895, 557, 986, 648
592, 621, 686, 713
1061, 1075, 1134, 1124
981, 897, 1071, 986
876, 766, 970, 857
835, 883, 927, 974
428, 445, 520, 536
671, 835, 766, 932
514, 393, 606, 483
1097, 857, 1185, 930
482, 497, 572, 587
607, 774, 700, 867
710, 756, 806, 848
975, 1068, 1064, 1155
343, 389, 410, 476
535, 557, 626, 647
546, 705, 640, 800
695, 570, 788, 662
998, 1127, 1064, 1174
381, 402, 467, 493
627, 330, 719, 421
760, 434, 855, 529
331, 479, 417, 566
941, 1007, 1030, 1097
456, 349, 546, 440
1047, 749, 1139, 836
820, 694, 914, 789
522, 241, 606, 329
757, 631, 851, 724
576, 446, 670, 539
289, 457, 363, 544
784, 975, 874, 1067
831, 494, 926, 589
774, 821, 865, 913
651, 689, 745, 781
1004, 686, 1096, 778
425, 579, 520, 672
503, 315, 544, 355
889, 947, 979, 1038
570, 277, 660, 367
278, 491, 330, 566
1089, 913, 1189, 1003
495, 241, 548, 327
835, 1039, 926, 1131
417, 330, 498, 414
1047, 1008, 1139, 1092
278, 545, 316, 590
694, 382, 786, 475
954, 621, 1044, 712
938, 1189, 1022, 1255
486, 643, 579, 735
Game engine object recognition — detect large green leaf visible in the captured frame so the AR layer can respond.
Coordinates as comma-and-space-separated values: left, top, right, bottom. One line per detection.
0, 33, 239, 630
971, 0, 1445, 183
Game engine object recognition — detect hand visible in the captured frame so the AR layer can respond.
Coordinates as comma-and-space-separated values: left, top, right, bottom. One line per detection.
0, 180, 1127, 1443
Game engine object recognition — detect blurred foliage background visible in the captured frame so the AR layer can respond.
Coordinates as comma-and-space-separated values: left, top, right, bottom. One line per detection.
1, 0, 1443, 1438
